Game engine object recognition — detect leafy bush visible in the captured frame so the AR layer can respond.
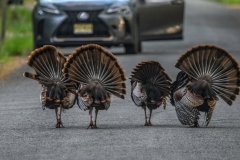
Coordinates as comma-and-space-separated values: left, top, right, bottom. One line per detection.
212, 0, 240, 4
0, 5, 33, 59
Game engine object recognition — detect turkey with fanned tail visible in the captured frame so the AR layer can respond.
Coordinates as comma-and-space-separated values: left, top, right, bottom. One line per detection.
131, 61, 172, 126
23, 45, 78, 128
170, 45, 240, 127
63, 44, 127, 129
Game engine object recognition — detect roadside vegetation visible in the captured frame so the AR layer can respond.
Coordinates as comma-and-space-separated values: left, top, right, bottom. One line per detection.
0, 5, 33, 59
211, 0, 240, 4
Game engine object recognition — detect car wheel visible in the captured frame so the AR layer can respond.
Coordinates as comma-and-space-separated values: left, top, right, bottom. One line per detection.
124, 41, 141, 54
138, 41, 142, 52
124, 44, 136, 54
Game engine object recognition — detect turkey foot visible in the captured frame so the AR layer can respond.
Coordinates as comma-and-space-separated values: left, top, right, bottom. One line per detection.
56, 119, 64, 128
144, 117, 149, 126
93, 124, 99, 129
87, 121, 94, 129
144, 122, 152, 126
148, 121, 152, 126
87, 122, 99, 129
193, 121, 199, 128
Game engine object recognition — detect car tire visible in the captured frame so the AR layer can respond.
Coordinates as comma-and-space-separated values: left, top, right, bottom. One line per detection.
124, 41, 141, 54
124, 44, 136, 54
138, 41, 142, 52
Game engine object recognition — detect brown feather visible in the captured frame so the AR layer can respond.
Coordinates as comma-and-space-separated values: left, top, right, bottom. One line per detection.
63, 44, 127, 102
175, 45, 240, 106
23, 45, 77, 105
131, 60, 172, 109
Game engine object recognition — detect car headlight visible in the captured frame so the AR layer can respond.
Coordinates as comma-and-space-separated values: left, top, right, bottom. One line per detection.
106, 3, 131, 14
37, 4, 60, 15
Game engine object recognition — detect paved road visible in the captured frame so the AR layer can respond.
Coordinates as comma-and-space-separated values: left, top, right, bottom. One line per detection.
1, 0, 240, 160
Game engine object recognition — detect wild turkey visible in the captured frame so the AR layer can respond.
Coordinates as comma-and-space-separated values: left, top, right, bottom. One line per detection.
131, 61, 172, 126
23, 45, 78, 128
63, 44, 127, 129
171, 45, 240, 127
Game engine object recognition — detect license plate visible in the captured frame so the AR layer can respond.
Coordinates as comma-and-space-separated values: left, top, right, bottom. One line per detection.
73, 23, 93, 34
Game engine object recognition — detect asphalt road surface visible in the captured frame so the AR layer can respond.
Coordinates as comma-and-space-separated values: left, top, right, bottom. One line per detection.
1, 0, 240, 160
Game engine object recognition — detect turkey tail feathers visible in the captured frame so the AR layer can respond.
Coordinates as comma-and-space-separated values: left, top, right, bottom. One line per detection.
23, 45, 76, 102
23, 72, 40, 81
175, 45, 240, 105
131, 61, 172, 96
63, 44, 127, 99
24, 45, 66, 84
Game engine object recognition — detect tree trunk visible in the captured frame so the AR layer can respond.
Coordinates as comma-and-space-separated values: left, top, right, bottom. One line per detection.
1, 0, 7, 44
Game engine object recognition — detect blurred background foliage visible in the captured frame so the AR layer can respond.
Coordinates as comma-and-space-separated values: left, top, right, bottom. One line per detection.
211, 0, 240, 4
0, 0, 34, 60
0, 6, 32, 57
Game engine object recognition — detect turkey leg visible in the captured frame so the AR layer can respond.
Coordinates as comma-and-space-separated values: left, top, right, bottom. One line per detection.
93, 109, 99, 129
148, 109, 153, 126
143, 106, 148, 126
55, 104, 64, 128
87, 106, 94, 129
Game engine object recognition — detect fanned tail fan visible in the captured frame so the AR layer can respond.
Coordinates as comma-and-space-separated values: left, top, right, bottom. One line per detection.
23, 45, 76, 102
175, 45, 240, 105
63, 44, 127, 100
131, 61, 172, 97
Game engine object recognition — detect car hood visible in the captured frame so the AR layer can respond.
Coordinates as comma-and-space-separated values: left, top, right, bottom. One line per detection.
39, 0, 131, 10
40, 0, 129, 2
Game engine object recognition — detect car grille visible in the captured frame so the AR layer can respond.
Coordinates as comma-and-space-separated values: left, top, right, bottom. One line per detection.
37, 20, 44, 36
55, 10, 110, 38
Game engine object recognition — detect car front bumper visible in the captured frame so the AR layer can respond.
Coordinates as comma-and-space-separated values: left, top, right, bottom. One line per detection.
33, 7, 136, 48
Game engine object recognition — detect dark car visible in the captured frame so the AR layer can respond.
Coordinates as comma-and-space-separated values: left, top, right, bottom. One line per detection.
32, 0, 185, 54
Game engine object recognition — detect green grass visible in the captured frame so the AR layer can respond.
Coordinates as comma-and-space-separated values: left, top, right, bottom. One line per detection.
211, 0, 240, 4
0, 5, 33, 59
